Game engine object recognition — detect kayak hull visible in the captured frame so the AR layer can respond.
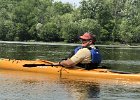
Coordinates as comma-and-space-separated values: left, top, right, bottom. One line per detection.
0, 58, 140, 82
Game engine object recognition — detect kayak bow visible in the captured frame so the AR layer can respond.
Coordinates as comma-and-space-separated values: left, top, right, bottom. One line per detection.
0, 58, 140, 82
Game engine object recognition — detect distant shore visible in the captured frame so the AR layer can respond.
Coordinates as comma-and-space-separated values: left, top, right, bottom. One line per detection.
0, 41, 140, 48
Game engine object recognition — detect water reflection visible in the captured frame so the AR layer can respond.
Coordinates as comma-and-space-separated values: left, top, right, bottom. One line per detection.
0, 70, 140, 100
0, 43, 74, 61
58, 79, 100, 99
1, 69, 101, 100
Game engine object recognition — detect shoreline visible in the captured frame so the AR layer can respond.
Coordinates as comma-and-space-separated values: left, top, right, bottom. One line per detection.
0, 40, 140, 48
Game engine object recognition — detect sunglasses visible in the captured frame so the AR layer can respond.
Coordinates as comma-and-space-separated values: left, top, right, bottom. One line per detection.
81, 39, 90, 41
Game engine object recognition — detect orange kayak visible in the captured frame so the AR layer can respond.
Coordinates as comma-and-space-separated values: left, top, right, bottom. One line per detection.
0, 58, 140, 82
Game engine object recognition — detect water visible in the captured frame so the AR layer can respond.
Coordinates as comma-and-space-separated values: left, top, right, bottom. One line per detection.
0, 42, 140, 100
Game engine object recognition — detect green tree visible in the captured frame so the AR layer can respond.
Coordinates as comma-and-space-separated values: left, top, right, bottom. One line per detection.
132, 26, 140, 43
62, 22, 79, 43
80, 0, 114, 42
38, 22, 60, 42
53, 1, 73, 15
114, 0, 140, 43
0, 0, 140, 44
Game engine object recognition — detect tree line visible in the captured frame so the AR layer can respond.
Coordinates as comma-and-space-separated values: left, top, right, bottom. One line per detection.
0, 0, 140, 44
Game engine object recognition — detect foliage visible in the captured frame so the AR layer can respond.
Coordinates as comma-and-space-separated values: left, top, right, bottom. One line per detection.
0, 0, 140, 44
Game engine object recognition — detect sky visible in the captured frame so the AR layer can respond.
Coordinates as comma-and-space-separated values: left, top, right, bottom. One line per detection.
54, 0, 81, 7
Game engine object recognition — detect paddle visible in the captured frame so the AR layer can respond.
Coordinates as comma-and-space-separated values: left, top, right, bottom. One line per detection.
23, 64, 61, 67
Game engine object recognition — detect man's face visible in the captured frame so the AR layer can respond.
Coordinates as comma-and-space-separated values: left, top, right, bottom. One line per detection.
81, 39, 92, 47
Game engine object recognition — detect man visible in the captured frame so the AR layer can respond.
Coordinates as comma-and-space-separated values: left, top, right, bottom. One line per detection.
57, 32, 102, 70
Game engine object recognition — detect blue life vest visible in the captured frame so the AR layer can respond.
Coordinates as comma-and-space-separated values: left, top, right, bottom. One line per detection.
74, 46, 102, 64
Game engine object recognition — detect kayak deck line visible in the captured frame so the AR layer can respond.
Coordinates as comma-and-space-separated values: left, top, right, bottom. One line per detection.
0, 58, 140, 82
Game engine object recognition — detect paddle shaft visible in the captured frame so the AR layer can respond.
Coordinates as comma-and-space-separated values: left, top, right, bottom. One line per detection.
23, 64, 61, 67
23, 64, 134, 74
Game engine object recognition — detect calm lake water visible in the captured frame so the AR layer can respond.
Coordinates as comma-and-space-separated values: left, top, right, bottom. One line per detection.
0, 42, 140, 100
